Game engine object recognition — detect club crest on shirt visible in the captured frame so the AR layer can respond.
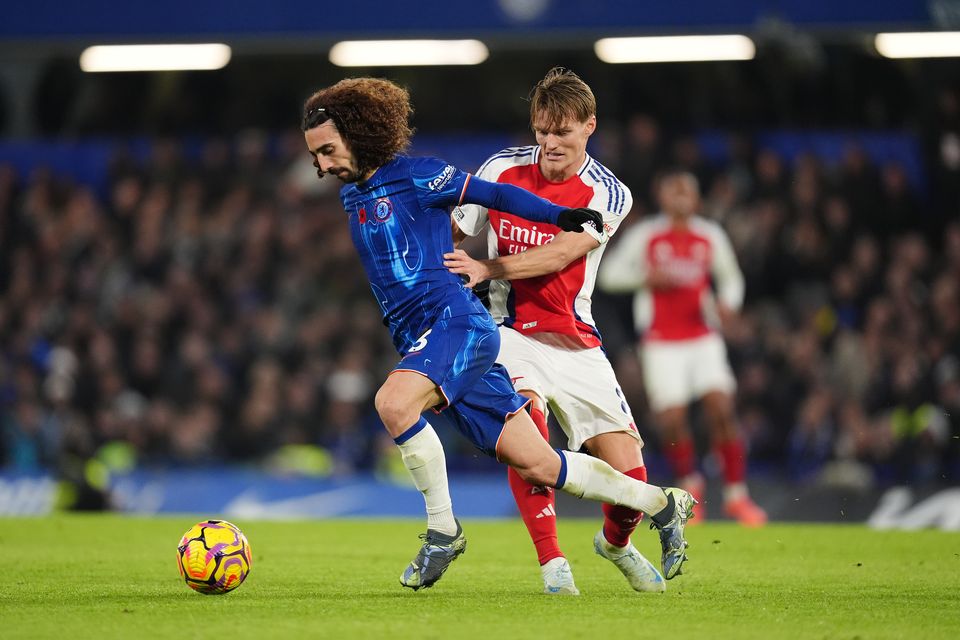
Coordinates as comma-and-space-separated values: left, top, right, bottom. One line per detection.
374, 198, 393, 222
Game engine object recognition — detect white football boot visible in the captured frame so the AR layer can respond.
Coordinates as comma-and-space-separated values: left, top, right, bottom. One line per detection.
541, 556, 580, 595
593, 530, 666, 593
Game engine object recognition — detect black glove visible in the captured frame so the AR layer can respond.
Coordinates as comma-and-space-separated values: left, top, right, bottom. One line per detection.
556, 207, 603, 234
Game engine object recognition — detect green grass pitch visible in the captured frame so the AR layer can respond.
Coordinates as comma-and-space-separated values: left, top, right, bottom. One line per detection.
1, 515, 958, 639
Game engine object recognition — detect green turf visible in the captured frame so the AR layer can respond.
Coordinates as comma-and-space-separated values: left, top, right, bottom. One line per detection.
1, 515, 957, 639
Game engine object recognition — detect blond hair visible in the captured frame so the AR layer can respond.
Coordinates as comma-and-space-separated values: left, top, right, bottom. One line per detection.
528, 67, 596, 130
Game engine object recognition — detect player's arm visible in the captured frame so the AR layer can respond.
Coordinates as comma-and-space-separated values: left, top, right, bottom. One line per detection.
450, 153, 496, 245
450, 216, 468, 247
444, 231, 599, 287
414, 159, 600, 233
710, 225, 745, 320
597, 223, 649, 293
461, 176, 601, 233
446, 181, 627, 286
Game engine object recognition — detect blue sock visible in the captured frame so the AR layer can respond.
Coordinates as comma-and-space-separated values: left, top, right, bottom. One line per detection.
394, 416, 428, 445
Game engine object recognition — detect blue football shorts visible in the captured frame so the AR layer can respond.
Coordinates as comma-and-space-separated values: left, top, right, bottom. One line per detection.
393, 312, 529, 457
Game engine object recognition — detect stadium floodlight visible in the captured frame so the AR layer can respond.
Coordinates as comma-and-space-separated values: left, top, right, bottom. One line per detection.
594, 35, 755, 63
79, 44, 232, 72
875, 32, 960, 59
329, 40, 488, 67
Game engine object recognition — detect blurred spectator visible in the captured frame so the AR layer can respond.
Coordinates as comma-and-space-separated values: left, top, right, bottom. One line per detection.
618, 114, 664, 213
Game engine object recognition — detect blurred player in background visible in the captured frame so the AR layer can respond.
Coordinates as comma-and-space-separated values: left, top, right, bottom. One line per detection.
302, 77, 694, 592
598, 169, 767, 527
445, 67, 680, 595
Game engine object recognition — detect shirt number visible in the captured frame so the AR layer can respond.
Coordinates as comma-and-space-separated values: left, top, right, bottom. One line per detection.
408, 329, 432, 353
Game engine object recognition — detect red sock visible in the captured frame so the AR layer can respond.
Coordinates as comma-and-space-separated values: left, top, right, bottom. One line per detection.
601, 466, 647, 547
508, 406, 563, 565
663, 437, 696, 480
716, 438, 746, 484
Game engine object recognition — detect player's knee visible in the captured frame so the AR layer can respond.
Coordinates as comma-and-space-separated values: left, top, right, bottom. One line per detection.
374, 388, 417, 432
659, 409, 688, 435
704, 394, 736, 429
512, 464, 541, 486
512, 457, 557, 487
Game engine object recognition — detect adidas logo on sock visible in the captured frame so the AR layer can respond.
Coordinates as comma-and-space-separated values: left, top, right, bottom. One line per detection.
535, 505, 556, 519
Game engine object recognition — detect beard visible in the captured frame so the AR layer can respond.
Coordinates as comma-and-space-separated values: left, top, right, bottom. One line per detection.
315, 165, 360, 183
329, 167, 360, 183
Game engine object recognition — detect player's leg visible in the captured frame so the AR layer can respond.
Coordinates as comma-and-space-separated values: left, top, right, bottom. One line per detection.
692, 334, 766, 527
509, 392, 577, 594
496, 328, 575, 594
701, 390, 767, 526
376, 322, 472, 591
587, 432, 647, 542
445, 362, 693, 581
375, 370, 458, 535
642, 340, 706, 518
583, 431, 664, 591
496, 411, 694, 579
657, 404, 705, 519
547, 342, 665, 591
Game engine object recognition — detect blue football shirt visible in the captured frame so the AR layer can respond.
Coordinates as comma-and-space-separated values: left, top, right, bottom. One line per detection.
339, 156, 489, 354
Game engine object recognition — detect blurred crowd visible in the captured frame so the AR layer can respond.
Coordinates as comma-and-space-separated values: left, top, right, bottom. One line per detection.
0, 132, 401, 482
600, 108, 960, 489
1, 109, 959, 490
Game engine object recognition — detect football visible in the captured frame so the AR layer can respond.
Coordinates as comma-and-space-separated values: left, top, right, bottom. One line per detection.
176, 519, 252, 594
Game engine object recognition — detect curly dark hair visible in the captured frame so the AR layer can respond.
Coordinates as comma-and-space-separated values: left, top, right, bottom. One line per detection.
302, 78, 414, 177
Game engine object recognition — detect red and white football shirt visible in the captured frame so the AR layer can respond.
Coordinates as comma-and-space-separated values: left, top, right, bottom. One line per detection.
455, 146, 632, 348
598, 213, 744, 342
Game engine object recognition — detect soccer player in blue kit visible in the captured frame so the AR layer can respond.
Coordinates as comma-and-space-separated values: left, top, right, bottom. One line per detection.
302, 77, 694, 591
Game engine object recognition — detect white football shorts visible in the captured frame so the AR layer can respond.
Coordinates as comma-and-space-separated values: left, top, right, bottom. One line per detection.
640, 333, 736, 412
497, 326, 643, 451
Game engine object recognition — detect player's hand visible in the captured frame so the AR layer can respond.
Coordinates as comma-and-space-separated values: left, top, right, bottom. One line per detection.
443, 249, 489, 288
716, 303, 739, 333
557, 207, 603, 234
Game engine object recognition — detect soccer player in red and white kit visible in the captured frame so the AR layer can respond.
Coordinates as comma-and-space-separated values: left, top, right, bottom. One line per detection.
445, 68, 693, 595
598, 169, 767, 527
